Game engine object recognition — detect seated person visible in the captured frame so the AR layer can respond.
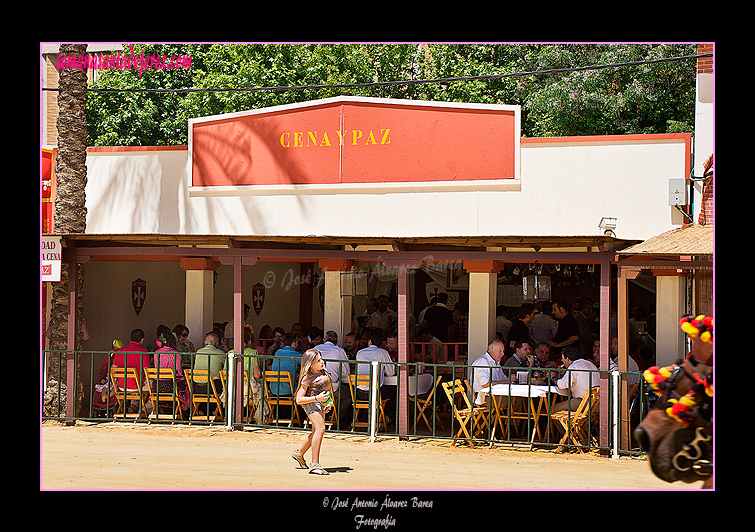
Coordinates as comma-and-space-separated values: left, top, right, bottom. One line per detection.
317, 330, 352, 428
192, 332, 226, 395
317, 330, 351, 394
268, 332, 303, 396
502, 341, 534, 382
113, 328, 152, 389
113, 328, 152, 413
224, 327, 267, 423
343, 331, 361, 360
469, 339, 508, 405
591, 339, 602, 368
354, 329, 396, 401
532, 342, 557, 383
554, 347, 600, 412
384, 331, 399, 362
608, 336, 641, 385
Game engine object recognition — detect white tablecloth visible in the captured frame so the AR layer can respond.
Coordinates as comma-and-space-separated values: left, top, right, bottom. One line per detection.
489, 384, 564, 398
383, 373, 433, 396
484, 385, 567, 443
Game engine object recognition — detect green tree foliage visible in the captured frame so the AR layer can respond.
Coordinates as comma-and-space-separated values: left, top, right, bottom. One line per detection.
423, 43, 697, 137
86, 43, 697, 146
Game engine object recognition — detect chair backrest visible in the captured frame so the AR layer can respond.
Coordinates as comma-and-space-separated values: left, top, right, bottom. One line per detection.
219, 369, 251, 404
185, 368, 220, 398
144, 366, 176, 382
575, 386, 600, 417
348, 373, 372, 403
144, 367, 176, 396
421, 375, 444, 402
220, 369, 249, 388
349, 373, 371, 386
110, 366, 142, 392
264, 371, 295, 396
441, 379, 474, 410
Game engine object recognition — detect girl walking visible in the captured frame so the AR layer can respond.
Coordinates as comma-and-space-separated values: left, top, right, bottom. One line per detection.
292, 349, 333, 475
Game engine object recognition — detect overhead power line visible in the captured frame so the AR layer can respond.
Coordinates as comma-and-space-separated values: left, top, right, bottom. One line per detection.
42, 53, 712, 94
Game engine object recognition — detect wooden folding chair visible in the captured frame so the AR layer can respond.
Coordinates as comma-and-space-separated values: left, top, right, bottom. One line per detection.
264, 371, 300, 427
185, 368, 224, 422
110, 367, 148, 419
551, 386, 600, 452
219, 369, 255, 423
441, 379, 489, 447
144, 367, 182, 421
409, 375, 445, 433
348, 374, 389, 432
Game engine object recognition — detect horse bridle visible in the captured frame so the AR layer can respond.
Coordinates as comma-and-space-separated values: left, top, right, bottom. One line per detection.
643, 314, 713, 477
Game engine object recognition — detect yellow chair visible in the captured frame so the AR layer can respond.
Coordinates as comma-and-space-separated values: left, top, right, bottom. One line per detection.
264, 371, 300, 427
441, 379, 489, 447
409, 375, 445, 433
348, 374, 389, 432
144, 367, 182, 421
552, 386, 600, 452
185, 368, 224, 422
110, 366, 148, 419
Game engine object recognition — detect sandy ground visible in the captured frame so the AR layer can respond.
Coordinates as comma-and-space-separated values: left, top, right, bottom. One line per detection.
41, 420, 702, 493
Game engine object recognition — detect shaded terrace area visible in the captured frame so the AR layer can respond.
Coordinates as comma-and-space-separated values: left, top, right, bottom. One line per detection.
54, 231, 641, 452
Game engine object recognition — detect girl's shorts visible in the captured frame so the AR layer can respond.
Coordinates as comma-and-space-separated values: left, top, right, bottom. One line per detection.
302, 401, 323, 415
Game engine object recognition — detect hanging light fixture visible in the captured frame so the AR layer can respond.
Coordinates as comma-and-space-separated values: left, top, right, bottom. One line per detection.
523, 274, 551, 302
340, 268, 368, 297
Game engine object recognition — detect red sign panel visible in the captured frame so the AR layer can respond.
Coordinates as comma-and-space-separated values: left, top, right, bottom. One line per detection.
191, 97, 518, 188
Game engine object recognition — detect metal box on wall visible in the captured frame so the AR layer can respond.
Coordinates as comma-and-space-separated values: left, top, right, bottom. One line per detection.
669, 178, 688, 206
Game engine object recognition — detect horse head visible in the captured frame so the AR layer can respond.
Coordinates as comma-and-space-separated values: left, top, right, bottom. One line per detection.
633, 311, 713, 487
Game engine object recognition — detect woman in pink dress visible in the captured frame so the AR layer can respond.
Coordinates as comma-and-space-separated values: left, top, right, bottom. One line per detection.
154, 331, 191, 416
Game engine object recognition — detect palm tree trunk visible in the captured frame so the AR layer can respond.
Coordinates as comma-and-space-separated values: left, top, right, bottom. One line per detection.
43, 44, 88, 419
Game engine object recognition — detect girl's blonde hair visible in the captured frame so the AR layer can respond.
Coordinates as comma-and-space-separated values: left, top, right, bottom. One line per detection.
296, 348, 332, 391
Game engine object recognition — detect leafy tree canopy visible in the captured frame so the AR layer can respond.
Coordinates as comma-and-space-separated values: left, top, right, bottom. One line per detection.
87, 43, 697, 146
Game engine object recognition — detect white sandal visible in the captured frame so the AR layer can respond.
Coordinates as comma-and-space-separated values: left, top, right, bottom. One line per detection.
309, 463, 329, 475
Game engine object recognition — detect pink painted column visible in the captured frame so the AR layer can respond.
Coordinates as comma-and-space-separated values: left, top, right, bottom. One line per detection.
384, 258, 423, 437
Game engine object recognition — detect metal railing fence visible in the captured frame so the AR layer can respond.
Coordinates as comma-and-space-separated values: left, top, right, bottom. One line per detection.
42, 349, 650, 455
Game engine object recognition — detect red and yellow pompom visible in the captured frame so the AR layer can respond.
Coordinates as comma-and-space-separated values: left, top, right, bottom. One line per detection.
666, 392, 698, 424
644, 365, 674, 396
680, 314, 713, 343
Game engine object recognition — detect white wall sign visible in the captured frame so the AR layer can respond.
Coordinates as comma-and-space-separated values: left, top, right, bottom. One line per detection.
41, 236, 62, 282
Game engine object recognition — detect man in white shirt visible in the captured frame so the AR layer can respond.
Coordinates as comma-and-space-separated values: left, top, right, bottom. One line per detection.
355, 329, 396, 400
469, 339, 508, 405
554, 347, 600, 412
317, 331, 351, 393
316, 330, 352, 429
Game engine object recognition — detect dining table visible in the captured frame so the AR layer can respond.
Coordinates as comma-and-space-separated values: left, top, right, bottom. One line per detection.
477, 383, 567, 444
383, 373, 434, 396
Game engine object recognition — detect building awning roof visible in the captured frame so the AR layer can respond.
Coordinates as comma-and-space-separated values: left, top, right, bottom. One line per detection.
617, 224, 713, 258
56, 233, 641, 252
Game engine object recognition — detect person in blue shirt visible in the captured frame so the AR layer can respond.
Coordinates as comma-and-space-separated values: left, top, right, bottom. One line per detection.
268, 332, 303, 396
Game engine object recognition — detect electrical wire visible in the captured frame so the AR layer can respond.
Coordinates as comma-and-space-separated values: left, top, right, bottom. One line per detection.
41, 53, 712, 94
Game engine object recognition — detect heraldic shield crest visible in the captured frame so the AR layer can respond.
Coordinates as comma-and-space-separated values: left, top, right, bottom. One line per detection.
252, 282, 265, 316
132, 278, 146, 315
